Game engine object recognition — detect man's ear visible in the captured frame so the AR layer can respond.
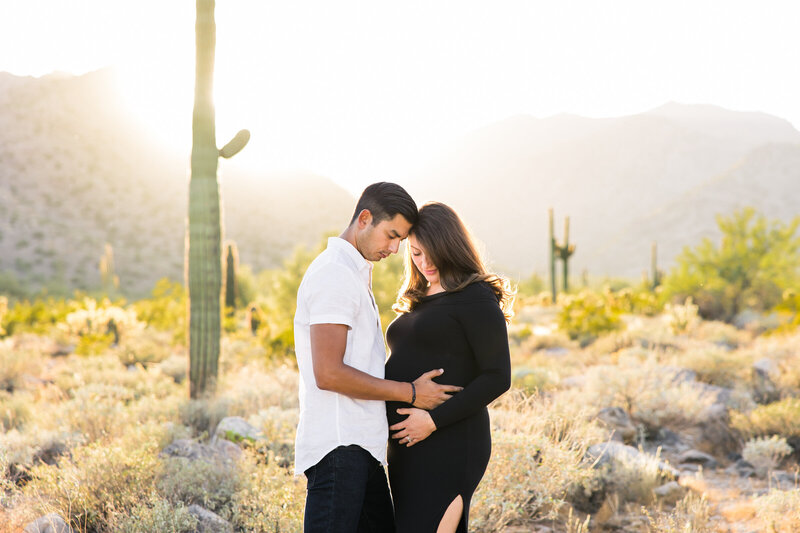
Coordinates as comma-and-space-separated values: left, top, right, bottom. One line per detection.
357, 209, 373, 228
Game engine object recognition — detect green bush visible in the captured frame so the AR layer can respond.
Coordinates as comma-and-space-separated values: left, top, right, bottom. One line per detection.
558, 289, 622, 342
132, 279, 186, 343
110, 494, 198, 533
158, 456, 242, 516
662, 208, 800, 322
731, 397, 800, 440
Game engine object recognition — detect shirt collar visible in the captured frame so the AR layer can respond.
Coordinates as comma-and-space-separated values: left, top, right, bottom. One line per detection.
327, 237, 373, 276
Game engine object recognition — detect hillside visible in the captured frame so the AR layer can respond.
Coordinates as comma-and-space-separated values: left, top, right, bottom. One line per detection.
0, 69, 353, 297
410, 104, 800, 278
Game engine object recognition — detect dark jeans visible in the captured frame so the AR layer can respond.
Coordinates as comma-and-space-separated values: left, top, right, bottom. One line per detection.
304, 445, 395, 533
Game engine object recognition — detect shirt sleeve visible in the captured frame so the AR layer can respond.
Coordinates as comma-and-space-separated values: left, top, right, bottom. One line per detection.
428, 295, 511, 429
305, 263, 361, 328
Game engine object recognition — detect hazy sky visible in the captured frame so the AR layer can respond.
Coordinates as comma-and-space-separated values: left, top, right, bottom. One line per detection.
2, 0, 799, 193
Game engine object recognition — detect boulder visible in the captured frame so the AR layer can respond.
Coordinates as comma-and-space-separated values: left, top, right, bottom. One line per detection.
596, 407, 637, 443
188, 505, 233, 533
586, 441, 678, 478
212, 416, 264, 446
752, 358, 780, 404
675, 449, 719, 470
653, 481, 685, 504
724, 458, 756, 478
160, 438, 242, 462
23, 514, 72, 533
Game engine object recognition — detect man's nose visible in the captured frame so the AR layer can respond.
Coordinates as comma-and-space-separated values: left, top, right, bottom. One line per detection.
389, 239, 399, 254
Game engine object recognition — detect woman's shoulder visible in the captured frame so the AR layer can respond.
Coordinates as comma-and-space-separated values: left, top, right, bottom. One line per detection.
450, 280, 500, 304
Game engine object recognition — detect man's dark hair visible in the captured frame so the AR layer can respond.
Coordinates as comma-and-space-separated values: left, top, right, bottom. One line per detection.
349, 182, 418, 226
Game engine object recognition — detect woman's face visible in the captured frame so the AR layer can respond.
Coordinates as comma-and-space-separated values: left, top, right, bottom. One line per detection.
408, 234, 440, 287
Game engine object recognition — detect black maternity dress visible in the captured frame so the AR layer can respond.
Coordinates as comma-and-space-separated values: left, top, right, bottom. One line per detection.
385, 281, 511, 533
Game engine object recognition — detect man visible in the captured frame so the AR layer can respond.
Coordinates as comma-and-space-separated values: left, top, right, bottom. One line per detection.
294, 182, 461, 532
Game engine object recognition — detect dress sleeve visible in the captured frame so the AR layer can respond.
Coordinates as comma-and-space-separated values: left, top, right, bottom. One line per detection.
428, 294, 511, 429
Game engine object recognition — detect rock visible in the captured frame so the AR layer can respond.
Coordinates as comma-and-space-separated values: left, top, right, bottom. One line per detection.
725, 458, 756, 478
769, 470, 800, 490
653, 481, 685, 504
596, 407, 637, 443
666, 367, 697, 385
560, 375, 587, 388
676, 449, 719, 470
160, 438, 242, 462
23, 514, 73, 533
652, 428, 691, 454
586, 441, 678, 478
212, 416, 264, 445
188, 505, 233, 533
752, 358, 780, 404
682, 403, 740, 457
33, 440, 70, 466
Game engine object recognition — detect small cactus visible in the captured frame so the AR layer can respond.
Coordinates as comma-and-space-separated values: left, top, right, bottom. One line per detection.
224, 241, 239, 312
548, 209, 576, 300
99, 243, 119, 293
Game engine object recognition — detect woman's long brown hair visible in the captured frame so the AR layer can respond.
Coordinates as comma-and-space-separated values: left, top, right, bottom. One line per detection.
393, 202, 514, 321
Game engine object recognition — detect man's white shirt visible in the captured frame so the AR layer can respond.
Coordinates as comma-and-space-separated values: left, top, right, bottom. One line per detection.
293, 237, 389, 475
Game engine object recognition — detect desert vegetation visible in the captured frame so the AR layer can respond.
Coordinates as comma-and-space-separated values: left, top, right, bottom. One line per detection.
1, 208, 799, 532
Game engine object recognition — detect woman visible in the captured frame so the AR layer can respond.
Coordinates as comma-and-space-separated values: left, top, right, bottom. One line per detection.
385, 202, 513, 533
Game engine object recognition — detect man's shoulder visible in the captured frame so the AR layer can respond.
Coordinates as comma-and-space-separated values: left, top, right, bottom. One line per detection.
302, 251, 359, 289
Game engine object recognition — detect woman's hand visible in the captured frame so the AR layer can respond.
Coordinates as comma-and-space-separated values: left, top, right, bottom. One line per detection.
390, 408, 437, 447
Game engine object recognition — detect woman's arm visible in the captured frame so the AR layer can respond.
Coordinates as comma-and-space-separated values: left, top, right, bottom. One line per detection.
391, 294, 511, 446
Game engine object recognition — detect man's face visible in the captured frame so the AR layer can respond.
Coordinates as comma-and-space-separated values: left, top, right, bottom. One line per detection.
356, 212, 413, 262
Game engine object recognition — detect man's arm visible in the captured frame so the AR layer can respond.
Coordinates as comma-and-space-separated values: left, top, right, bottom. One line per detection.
310, 323, 461, 409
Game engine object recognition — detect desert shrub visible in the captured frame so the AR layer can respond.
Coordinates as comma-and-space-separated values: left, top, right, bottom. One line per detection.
59, 298, 143, 356
673, 347, 752, 388
132, 279, 186, 343
470, 391, 604, 530
644, 492, 713, 532
0, 342, 42, 392
576, 360, 713, 433
558, 289, 622, 343
742, 436, 792, 477
772, 288, 800, 334
753, 489, 800, 533
23, 424, 165, 533
731, 397, 800, 440
158, 456, 242, 517
663, 298, 700, 334
614, 288, 663, 316
0, 391, 32, 431
599, 447, 670, 505
661, 208, 800, 322
1, 296, 82, 337
114, 327, 173, 366
179, 398, 231, 438
109, 494, 198, 533
229, 453, 305, 531
511, 366, 559, 393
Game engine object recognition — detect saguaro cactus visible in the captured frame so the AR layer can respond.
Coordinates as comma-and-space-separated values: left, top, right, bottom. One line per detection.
651, 241, 662, 290
187, 0, 249, 399
549, 209, 557, 303
99, 243, 119, 293
548, 209, 576, 300
555, 217, 576, 293
224, 241, 239, 312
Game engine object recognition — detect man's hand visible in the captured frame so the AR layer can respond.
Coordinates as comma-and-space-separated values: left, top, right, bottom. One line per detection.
391, 408, 436, 447
411, 369, 462, 410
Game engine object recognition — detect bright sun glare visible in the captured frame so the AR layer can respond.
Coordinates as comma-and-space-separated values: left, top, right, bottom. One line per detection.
3, 0, 800, 193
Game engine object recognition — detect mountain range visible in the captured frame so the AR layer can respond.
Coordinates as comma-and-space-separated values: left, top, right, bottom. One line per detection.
2, 68, 799, 296
408, 102, 800, 279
